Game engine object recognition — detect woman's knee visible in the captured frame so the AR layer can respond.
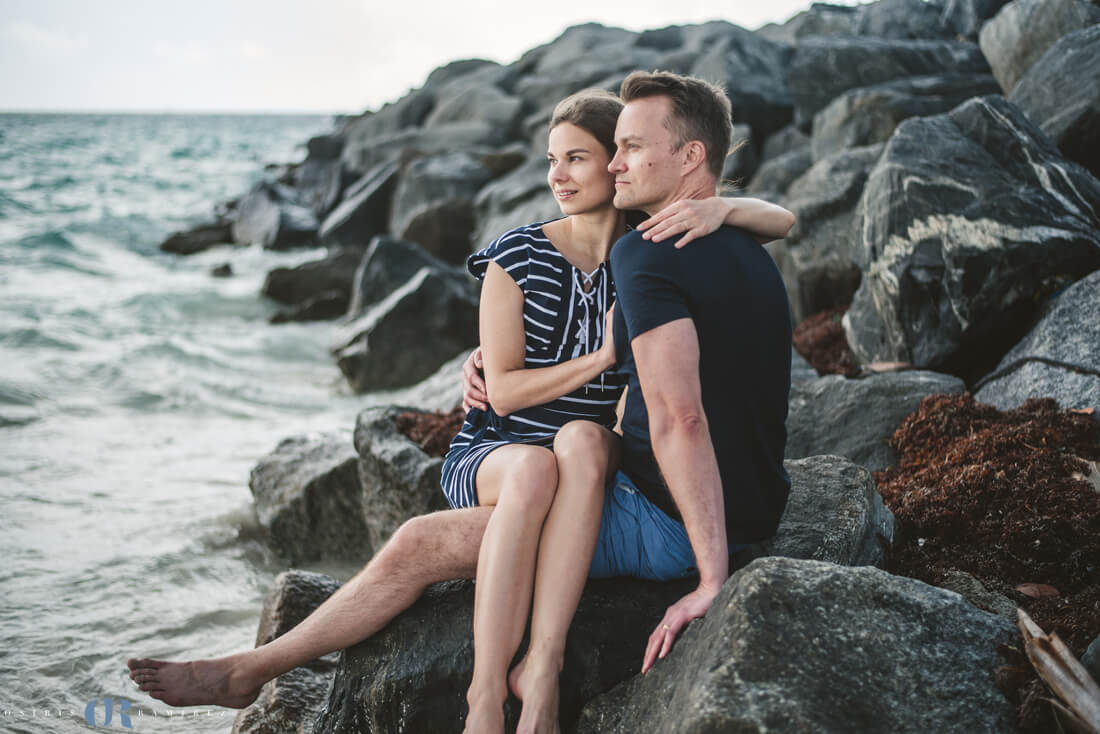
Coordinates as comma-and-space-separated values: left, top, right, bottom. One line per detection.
499, 447, 558, 510
554, 421, 615, 473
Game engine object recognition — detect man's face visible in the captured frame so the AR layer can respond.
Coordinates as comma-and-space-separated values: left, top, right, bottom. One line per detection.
608, 96, 683, 214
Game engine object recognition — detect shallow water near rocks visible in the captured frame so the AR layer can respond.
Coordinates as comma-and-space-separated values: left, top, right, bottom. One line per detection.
0, 113, 384, 733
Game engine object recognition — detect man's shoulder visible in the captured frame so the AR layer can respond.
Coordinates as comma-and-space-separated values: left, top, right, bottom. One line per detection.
611, 230, 676, 273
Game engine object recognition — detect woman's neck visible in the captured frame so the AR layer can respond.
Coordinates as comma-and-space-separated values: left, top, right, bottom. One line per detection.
555, 207, 626, 273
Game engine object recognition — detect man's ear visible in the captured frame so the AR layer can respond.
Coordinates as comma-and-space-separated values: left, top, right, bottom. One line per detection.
681, 140, 708, 176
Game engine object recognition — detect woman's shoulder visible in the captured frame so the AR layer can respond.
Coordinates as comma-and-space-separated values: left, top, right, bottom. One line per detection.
468, 218, 565, 279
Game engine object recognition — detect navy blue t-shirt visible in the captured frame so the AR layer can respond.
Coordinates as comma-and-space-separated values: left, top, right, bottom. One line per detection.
609, 225, 792, 545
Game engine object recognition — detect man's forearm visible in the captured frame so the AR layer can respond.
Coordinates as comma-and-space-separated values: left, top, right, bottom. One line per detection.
650, 413, 728, 589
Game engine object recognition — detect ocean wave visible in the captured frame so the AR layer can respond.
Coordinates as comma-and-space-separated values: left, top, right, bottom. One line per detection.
16, 229, 78, 251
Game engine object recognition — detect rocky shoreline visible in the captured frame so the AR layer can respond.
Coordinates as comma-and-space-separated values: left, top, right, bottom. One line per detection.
156, 0, 1100, 731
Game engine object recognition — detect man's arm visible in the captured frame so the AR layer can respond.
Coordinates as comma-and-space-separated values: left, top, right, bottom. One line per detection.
630, 317, 728, 674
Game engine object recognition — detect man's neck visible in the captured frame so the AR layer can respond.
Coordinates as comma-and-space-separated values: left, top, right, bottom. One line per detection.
644, 178, 719, 217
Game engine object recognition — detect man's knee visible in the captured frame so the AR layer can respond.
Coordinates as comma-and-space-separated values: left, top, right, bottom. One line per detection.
379, 512, 479, 578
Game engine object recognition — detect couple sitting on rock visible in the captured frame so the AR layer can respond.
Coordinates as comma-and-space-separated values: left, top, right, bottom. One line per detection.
129, 70, 795, 734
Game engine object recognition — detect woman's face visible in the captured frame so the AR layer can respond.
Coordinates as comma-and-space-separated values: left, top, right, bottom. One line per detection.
546, 122, 616, 216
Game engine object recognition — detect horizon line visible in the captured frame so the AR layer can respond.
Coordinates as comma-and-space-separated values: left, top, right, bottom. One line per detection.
0, 107, 359, 116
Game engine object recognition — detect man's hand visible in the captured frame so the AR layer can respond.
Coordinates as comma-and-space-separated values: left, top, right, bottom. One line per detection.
637, 198, 733, 249
461, 347, 487, 412
642, 582, 722, 674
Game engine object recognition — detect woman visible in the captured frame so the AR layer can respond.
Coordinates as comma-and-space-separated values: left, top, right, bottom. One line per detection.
448, 89, 794, 734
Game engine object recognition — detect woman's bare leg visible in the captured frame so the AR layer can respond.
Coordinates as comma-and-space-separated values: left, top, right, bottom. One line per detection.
512, 422, 619, 734
463, 444, 559, 734
128, 507, 491, 708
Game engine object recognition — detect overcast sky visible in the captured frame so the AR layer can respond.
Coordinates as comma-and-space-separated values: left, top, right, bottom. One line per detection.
1, 0, 866, 114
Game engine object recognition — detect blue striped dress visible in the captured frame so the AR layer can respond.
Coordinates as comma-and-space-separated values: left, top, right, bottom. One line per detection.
440, 220, 627, 509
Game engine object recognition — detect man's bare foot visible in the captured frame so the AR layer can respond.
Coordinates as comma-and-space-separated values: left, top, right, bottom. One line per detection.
126, 656, 261, 709
512, 659, 562, 734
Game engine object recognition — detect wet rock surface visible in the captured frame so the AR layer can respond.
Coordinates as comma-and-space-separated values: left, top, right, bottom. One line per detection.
575, 558, 1017, 734
248, 433, 368, 565
232, 570, 342, 734
311, 454, 894, 734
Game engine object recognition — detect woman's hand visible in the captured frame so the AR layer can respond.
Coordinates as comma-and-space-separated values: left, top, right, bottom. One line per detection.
461, 347, 487, 412
637, 198, 734, 248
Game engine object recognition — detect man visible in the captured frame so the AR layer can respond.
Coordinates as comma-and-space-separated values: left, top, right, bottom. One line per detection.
600, 71, 792, 668
127, 71, 792, 724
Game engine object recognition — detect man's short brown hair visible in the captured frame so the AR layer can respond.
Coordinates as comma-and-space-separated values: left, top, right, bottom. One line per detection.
619, 71, 733, 179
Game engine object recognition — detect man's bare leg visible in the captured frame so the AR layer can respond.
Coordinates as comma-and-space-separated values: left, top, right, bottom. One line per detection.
463, 445, 559, 734
128, 507, 491, 708
511, 422, 618, 734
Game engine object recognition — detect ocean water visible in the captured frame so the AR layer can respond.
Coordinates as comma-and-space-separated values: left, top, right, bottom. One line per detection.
0, 113, 377, 732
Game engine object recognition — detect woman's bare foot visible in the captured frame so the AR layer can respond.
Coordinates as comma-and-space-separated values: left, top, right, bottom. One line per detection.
126, 656, 261, 709
463, 690, 506, 734
512, 658, 562, 734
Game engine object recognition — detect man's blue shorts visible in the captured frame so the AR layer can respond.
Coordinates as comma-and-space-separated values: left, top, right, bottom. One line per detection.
589, 470, 746, 582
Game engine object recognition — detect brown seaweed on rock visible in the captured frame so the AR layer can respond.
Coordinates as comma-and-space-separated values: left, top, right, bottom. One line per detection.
875, 393, 1100, 733
395, 407, 465, 459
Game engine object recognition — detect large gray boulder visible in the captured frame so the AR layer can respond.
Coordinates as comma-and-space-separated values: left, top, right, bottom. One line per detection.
311, 454, 894, 734
1008, 24, 1100, 178
353, 405, 449, 551
345, 235, 464, 321
852, 0, 959, 40
332, 267, 478, 393
259, 248, 358, 314
317, 160, 399, 250
232, 182, 318, 250
844, 95, 1100, 380
473, 156, 561, 249
786, 37, 990, 129
340, 123, 504, 178
766, 455, 896, 568
975, 269, 1100, 412
424, 83, 524, 140
688, 24, 794, 139
978, 0, 1100, 95
248, 432, 369, 564
358, 350, 468, 415
761, 123, 811, 162
160, 220, 234, 256
939, 0, 1013, 39
775, 143, 884, 323
575, 557, 1017, 734
512, 25, 655, 111
746, 146, 813, 198
389, 152, 494, 265
786, 371, 967, 471
755, 3, 858, 44
290, 134, 346, 219
232, 570, 342, 734
811, 73, 1002, 162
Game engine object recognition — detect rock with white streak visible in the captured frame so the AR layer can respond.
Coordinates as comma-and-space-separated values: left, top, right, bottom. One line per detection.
844, 95, 1100, 382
